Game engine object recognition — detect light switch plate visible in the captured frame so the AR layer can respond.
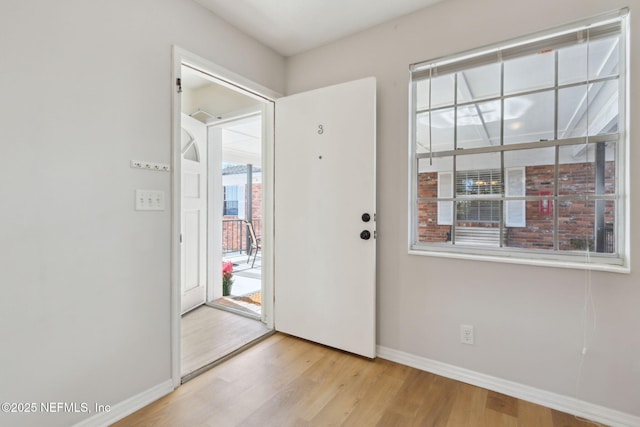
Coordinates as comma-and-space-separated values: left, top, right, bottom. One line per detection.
135, 190, 165, 211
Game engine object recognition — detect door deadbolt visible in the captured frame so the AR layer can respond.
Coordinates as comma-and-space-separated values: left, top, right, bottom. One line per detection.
362, 213, 371, 222
360, 230, 371, 240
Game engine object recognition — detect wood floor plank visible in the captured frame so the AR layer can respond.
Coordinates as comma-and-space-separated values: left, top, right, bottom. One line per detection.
295, 351, 373, 421
486, 390, 519, 417
200, 338, 330, 426
306, 356, 393, 425
386, 369, 439, 423
181, 305, 269, 376
517, 399, 555, 427
445, 383, 487, 427
368, 368, 435, 426
237, 377, 318, 427
374, 409, 413, 427
412, 374, 460, 426
342, 360, 412, 426
483, 408, 519, 427
115, 334, 607, 427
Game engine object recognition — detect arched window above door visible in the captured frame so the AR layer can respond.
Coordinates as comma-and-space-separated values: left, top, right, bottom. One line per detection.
181, 128, 200, 162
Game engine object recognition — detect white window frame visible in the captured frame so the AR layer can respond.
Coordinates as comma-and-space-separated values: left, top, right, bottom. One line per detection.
408, 9, 630, 272
223, 184, 245, 218
437, 171, 453, 225
504, 167, 526, 227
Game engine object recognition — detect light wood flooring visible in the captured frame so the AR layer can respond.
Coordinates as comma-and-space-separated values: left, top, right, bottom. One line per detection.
181, 305, 270, 379
116, 333, 605, 427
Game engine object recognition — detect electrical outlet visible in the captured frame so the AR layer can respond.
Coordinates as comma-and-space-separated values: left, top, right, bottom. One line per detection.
460, 324, 474, 345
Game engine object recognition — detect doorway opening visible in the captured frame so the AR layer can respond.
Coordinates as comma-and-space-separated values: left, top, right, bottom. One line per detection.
209, 113, 264, 319
176, 60, 274, 382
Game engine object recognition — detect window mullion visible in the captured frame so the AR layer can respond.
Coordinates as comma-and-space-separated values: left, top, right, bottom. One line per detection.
499, 61, 506, 247
553, 49, 560, 251
414, 75, 619, 115
452, 73, 459, 243
416, 133, 618, 159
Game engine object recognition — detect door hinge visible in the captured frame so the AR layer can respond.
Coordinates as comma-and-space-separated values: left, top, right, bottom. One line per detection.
176, 78, 182, 93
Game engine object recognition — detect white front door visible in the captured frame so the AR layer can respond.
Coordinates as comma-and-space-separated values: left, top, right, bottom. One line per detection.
181, 114, 208, 314
275, 77, 376, 358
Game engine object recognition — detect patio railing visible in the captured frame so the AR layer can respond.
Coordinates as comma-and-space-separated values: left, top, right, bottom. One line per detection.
222, 218, 261, 254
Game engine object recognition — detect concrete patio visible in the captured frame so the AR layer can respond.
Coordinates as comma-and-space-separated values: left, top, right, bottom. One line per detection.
210, 252, 262, 317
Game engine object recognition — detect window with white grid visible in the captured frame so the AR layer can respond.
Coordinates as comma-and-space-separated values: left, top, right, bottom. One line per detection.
410, 10, 628, 269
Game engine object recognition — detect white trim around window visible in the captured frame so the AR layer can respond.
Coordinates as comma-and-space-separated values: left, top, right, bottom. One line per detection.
408, 9, 630, 272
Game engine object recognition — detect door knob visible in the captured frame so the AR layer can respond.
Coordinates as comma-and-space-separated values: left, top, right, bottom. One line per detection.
362, 213, 371, 222
360, 230, 371, 240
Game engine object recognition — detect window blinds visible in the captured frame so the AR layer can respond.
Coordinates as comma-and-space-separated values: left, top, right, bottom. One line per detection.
411, 13, 625, 81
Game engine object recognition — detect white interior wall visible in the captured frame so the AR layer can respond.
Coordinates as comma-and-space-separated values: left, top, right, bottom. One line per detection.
0, 1, 283, 426
286, 0, 639, 418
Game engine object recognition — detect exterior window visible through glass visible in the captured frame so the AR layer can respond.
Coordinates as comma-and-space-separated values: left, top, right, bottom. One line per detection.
409, 10, 628, 268
455, 169, 503, 223
223, 186, 240, 216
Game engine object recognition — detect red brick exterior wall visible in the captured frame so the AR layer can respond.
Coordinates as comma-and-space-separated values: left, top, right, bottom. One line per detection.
222, 215, 245, 252
222, 183, 262, 253
417, 173, 450, 242
417, 162, 615, 251
250, 183, 262, 236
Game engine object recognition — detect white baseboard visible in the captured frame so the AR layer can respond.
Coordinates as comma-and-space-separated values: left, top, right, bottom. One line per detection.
377, 346, 640, 427
73, 380, 174, 427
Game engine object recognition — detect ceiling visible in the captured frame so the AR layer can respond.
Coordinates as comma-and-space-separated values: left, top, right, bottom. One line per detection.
181, 66, 262, 119
181, 66, 263, 166
193, 0, 445, 56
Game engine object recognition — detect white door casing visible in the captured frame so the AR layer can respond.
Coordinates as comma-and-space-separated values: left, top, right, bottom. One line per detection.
171, 48, 280, 386
181, 113, 208, 314
275, 77, 377, 358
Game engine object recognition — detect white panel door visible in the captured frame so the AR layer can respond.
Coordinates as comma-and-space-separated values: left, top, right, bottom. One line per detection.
275, 77, 376, 358
181, 114, 207, 314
